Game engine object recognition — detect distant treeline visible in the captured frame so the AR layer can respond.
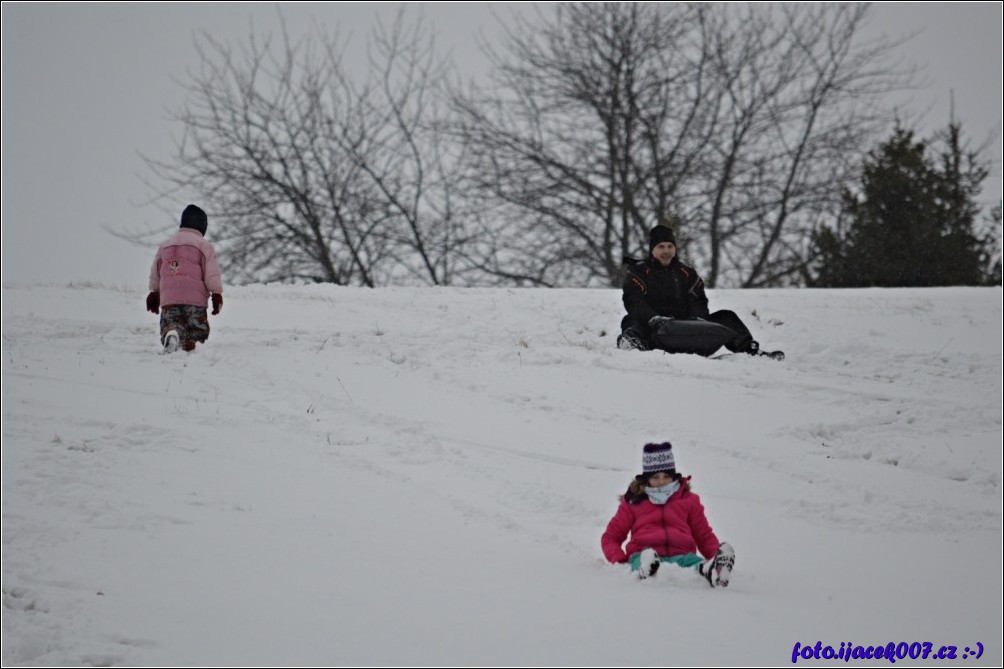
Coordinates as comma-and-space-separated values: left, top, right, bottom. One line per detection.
138, 3, 1000, 288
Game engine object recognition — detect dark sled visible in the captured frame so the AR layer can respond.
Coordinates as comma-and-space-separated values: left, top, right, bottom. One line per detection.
652, 319, 737, 357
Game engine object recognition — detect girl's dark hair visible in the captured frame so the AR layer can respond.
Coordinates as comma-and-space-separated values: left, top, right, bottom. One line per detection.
628, 471, 690, 498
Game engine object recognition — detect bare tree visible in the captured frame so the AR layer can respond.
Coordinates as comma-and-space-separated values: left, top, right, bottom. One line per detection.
334, 10, 476, 285
140, 8, 468, 286
452, 3, 712, 287
451, 2, 915, 288
134, 3, 916, 289
695, 3, 916, 287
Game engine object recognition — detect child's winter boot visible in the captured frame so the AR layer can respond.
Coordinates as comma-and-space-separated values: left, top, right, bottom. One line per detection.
699, 542, 735, 587
637, 548, 661, 579
164, 330, 180, 353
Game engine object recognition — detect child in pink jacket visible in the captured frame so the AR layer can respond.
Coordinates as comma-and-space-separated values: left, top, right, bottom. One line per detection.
146, 204, 224, 353
601, 441, 736, 586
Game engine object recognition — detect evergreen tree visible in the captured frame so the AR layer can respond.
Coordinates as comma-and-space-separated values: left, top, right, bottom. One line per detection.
978, 202, 1003, 286
811, 122, 997, 287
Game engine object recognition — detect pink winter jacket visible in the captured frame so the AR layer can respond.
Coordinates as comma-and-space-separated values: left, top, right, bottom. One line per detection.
601, 483, 720, 563
149, 229, 223, 308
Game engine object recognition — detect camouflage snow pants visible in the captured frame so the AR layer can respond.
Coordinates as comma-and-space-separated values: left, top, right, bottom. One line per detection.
160, 304, 210, 351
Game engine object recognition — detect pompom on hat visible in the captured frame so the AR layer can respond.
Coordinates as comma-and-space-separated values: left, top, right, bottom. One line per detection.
641, 441, 676, 474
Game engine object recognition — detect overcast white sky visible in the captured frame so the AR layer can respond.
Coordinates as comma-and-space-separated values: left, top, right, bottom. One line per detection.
2, 2, 1001, 286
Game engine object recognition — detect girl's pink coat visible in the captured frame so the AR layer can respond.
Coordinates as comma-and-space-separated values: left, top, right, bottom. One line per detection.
149, 229, 223, 307
601, 487, 720, 563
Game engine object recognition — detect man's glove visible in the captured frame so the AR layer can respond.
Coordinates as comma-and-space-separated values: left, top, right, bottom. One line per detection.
146, 291, 160, 314
211, 293, 223, 315
648, 315, 673, 330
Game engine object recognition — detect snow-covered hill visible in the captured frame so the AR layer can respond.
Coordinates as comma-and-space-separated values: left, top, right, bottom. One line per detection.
2, 282, 1001, 666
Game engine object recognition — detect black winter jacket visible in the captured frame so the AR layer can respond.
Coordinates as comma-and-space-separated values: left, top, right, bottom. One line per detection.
622, 257, 710, 328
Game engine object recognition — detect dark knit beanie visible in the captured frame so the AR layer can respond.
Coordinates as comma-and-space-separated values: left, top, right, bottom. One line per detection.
180, 204, 208, 236
642, 442, 676, 474
648, 225, 677, 252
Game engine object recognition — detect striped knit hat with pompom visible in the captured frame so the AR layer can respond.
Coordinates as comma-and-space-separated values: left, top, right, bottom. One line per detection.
642, 441, 676, 474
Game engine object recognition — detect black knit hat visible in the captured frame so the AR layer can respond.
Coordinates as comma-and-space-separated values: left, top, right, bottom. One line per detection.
648, 225, 677, 252
180, 204, 208, 236
641, 442, 676, 475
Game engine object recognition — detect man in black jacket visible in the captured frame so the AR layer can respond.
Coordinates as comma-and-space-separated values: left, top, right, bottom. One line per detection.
618, 225, 783, 359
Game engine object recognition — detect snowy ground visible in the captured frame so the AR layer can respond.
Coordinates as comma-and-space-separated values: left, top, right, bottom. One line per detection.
2, 282, 1001, 666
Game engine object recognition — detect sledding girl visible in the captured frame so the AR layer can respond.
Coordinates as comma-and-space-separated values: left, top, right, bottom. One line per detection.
601, 441, 735, 586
